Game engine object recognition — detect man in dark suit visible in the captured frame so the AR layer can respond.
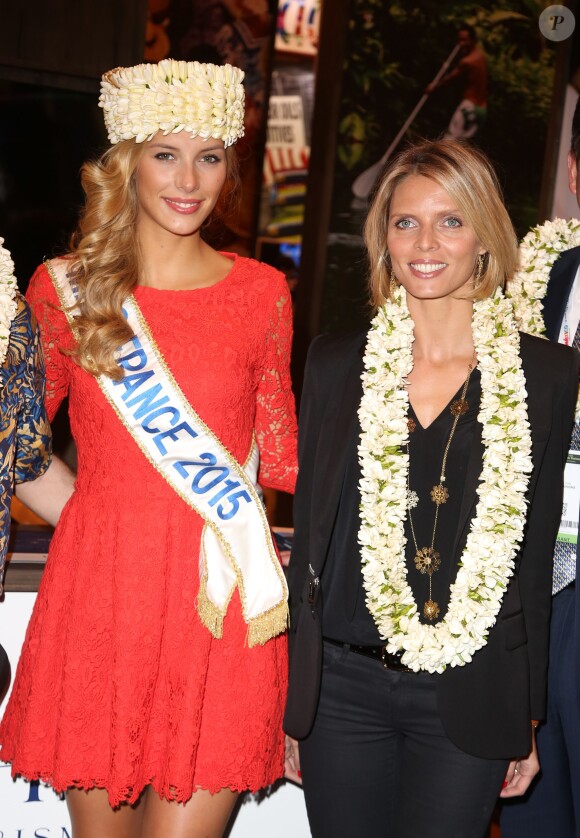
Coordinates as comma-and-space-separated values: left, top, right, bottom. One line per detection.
501, 98, 580, 838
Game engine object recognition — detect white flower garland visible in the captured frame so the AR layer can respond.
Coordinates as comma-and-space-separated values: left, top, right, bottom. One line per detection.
0, 239, 18, 384
507, 217, 580, 335
358, 286, 533, 673
99, 59, 245, 147
507, 217, 580, 420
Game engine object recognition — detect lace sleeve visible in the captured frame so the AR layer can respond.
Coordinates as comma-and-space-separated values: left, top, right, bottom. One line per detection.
255, 275, 298, 494
25, 263, 72, 422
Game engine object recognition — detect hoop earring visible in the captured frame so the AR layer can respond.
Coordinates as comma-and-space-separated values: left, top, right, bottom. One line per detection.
474, 254, 485, 287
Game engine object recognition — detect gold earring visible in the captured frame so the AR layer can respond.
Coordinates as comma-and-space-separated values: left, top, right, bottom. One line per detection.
474, 254, 485, 286
389, 269, 398, 296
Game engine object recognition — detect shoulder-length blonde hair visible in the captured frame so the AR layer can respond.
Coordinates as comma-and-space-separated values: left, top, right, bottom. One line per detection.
363, 138, 518, 310
67, 139, 239, 380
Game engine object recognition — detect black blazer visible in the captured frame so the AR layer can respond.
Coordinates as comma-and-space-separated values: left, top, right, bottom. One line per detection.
284, 327, 578, 760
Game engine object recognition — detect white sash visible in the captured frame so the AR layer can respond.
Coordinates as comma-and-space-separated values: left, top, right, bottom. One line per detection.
47, 260, 288, 646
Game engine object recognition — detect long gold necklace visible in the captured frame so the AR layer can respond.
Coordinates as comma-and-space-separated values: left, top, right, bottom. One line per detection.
407, 352, 476, 621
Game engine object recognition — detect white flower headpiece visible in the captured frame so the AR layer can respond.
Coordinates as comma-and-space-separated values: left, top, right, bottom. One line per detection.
0, 240, 19, 379
99, 59, 245, 147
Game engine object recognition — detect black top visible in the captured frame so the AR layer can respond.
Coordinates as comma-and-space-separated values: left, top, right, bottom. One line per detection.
321, 369, 482, 645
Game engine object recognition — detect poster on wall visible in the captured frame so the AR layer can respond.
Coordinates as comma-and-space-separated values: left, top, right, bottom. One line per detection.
318, 0, 562, 334
260, 95, 310, 243
275, 0, 320, 55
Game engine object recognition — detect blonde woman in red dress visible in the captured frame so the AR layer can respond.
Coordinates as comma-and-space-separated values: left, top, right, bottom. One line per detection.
0, 60, 297, 837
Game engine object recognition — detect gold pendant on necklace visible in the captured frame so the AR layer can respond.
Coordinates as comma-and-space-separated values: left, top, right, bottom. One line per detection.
430, 484, 449, 505
414, 547, 441, 574
423, 599, 440, 621
450, 398, 469, 417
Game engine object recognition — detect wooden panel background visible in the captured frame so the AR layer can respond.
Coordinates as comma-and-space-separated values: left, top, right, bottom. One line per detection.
0, 0, 147, 89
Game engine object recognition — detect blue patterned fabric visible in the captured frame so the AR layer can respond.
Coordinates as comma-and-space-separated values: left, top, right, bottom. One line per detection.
553, 533, 577, 594
0, 294, 52, 593
552, 320, 580, 594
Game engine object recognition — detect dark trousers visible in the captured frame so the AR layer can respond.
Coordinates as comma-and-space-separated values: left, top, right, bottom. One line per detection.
501, 585, 580, 837
299, 640, 507, 838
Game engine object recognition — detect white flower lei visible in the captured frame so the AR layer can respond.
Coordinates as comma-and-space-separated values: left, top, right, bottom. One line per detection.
0, 239, 18, 384
507, 217, 580, 420
507, 217, 580, 335
358, 286, 533, 673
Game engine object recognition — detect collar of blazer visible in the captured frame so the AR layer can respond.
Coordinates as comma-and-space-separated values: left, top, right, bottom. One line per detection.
296, 332, 366, 588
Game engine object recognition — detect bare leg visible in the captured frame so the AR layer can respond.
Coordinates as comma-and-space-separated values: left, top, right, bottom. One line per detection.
66, 787, 145, 838
141, 786, 239, 838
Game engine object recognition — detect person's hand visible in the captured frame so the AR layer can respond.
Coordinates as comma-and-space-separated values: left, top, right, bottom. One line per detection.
15, 454, 76, 527
499, 727, 540, 798
284, 735, 302, 785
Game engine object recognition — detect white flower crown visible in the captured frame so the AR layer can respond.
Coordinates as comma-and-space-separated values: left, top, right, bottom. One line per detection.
99, 59, 245, 147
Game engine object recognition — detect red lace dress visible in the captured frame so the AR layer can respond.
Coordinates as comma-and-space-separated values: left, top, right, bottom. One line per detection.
0, 255, 298, 806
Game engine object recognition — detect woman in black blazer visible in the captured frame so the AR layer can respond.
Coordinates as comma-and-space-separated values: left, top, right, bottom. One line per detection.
283, 139, 579, 838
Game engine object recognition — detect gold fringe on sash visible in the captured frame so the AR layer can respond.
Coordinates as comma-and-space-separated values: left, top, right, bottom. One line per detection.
246, 600, 289, 648
197, 584, 289, 647
197, 587, 227, 640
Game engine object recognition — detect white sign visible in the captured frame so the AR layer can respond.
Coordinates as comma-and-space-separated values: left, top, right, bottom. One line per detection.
0, 593, 71, 837
267, 96, 306, 150
558, 453, 580, 545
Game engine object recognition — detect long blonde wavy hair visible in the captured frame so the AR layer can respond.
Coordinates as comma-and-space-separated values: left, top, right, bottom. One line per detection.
66, 139, 239, 380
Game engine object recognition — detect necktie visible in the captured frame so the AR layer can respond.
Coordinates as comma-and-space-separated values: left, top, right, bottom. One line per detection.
552, 318, 580, 594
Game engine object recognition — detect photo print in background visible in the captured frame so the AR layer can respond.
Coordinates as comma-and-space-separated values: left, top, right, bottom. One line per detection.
317, 0, 561, 335
256, 0, 319, 288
